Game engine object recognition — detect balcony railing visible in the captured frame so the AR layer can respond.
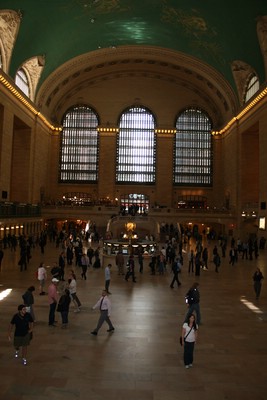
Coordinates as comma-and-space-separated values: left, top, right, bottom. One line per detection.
0, 202, 41, 218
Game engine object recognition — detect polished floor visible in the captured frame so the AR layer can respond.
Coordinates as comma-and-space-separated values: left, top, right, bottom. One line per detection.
0, 239, 266, 400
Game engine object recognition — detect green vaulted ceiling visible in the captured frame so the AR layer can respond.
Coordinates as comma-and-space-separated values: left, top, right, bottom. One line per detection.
1, 0, 267, 92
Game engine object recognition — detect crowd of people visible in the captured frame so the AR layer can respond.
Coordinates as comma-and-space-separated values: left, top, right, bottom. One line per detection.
3, 228, 265, 368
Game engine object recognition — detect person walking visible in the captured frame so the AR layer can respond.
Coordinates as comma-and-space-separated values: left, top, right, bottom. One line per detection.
66, 244, 74, 265
188, 250, 194, 274
57, 288, 71, 328
68, 274, 82, 312
48, 277, 59, 326
229, 247, 236, 265
105, 263, 112, 294
202, 247, 208, 269
37, 262, 47, 295
8, 304, 34, 366
22, 286, 36, 322
115, 250, 125, 275
138, 245, 144, 273
58, 251, 66, 281
81, 252, 89, 280
194, 252, 201, 276
181, 313, 198, 369
213, 253, 221, 273
91, 289, 114, 336
0, 246, 4, 271
253, 268, 264, 300
19, 243, 27, 271
170, 257, 182, 288
149, 254, 156, 275
125, 255, 136, 282
87, 246, 95, 266
184, 282, 201, 325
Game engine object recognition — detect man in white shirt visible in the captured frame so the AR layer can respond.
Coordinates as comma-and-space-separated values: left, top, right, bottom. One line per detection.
91, 290, 114, 336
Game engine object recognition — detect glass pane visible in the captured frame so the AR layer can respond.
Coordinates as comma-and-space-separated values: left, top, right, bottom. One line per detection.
116, 107, 156, 184
15, 69, 29, 97
59, 105, 99, 182
244, 75, 259, 103
174, 108, 212, 186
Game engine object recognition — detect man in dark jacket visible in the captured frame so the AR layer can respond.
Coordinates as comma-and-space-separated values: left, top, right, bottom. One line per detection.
184, 282, 201, 325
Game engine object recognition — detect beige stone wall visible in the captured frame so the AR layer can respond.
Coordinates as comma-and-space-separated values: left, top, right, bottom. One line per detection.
0, 105, 14, 197
1, 72, 267, 240
221, 126, 239, 211
0, 87, 52, 204
98, 132, 117, 200
258, 108, 267, 217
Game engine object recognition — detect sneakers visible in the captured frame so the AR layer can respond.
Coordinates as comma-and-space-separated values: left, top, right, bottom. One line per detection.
74, 308, 81, 313
15, 350, 19, 358
189, 364, 193, 367
91, 331, 97, 336
22, 358, 27, 366
107, 328, 115, 333
185, 365, 190, 369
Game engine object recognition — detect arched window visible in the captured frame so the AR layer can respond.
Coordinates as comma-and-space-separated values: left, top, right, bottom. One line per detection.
15, 68, 29, 97
59, 105, 99, 182
244, 74, 259, 103
116, 106, 156, 184
174, 107, 212, 186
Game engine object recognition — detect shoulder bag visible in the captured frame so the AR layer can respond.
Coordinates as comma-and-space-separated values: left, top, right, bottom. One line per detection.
180, 326, 193, 346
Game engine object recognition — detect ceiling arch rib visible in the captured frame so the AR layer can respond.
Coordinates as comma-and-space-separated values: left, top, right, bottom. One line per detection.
36, 46, 238, 129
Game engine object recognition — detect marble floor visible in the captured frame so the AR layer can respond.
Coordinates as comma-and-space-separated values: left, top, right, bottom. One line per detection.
0, 239, 266, 400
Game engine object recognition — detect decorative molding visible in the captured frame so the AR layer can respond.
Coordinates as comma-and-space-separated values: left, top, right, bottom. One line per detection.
231, 60, 255, 104
0, 9, 21, 73
20, 55, 45, 101
36, 46, 238, 128
0, 71, 61, 132
257, 15, 267, 79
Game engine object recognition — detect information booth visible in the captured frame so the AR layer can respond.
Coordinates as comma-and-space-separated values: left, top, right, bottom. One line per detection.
102, 239, 158, 270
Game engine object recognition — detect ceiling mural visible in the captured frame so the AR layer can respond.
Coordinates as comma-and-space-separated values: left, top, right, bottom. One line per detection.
0, 0, 267, 126
0, 0, 266, 95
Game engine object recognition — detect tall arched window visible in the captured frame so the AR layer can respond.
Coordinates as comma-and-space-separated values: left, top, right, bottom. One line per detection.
59, 105, 99, 182
15, 68, 29, 97
174, 107, 212, 186
116, 106, 156, 184
244, 74, 259, 103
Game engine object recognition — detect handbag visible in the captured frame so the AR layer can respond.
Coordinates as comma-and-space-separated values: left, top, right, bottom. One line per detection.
180, 326, 193, 346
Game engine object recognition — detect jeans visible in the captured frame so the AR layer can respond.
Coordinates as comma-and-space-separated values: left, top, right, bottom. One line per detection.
61, 311, 69, 324
49, 302, 57, 325
185, 303, 201, 325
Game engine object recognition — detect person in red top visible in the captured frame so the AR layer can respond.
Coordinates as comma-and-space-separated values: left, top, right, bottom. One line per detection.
48, 278, 59, 326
